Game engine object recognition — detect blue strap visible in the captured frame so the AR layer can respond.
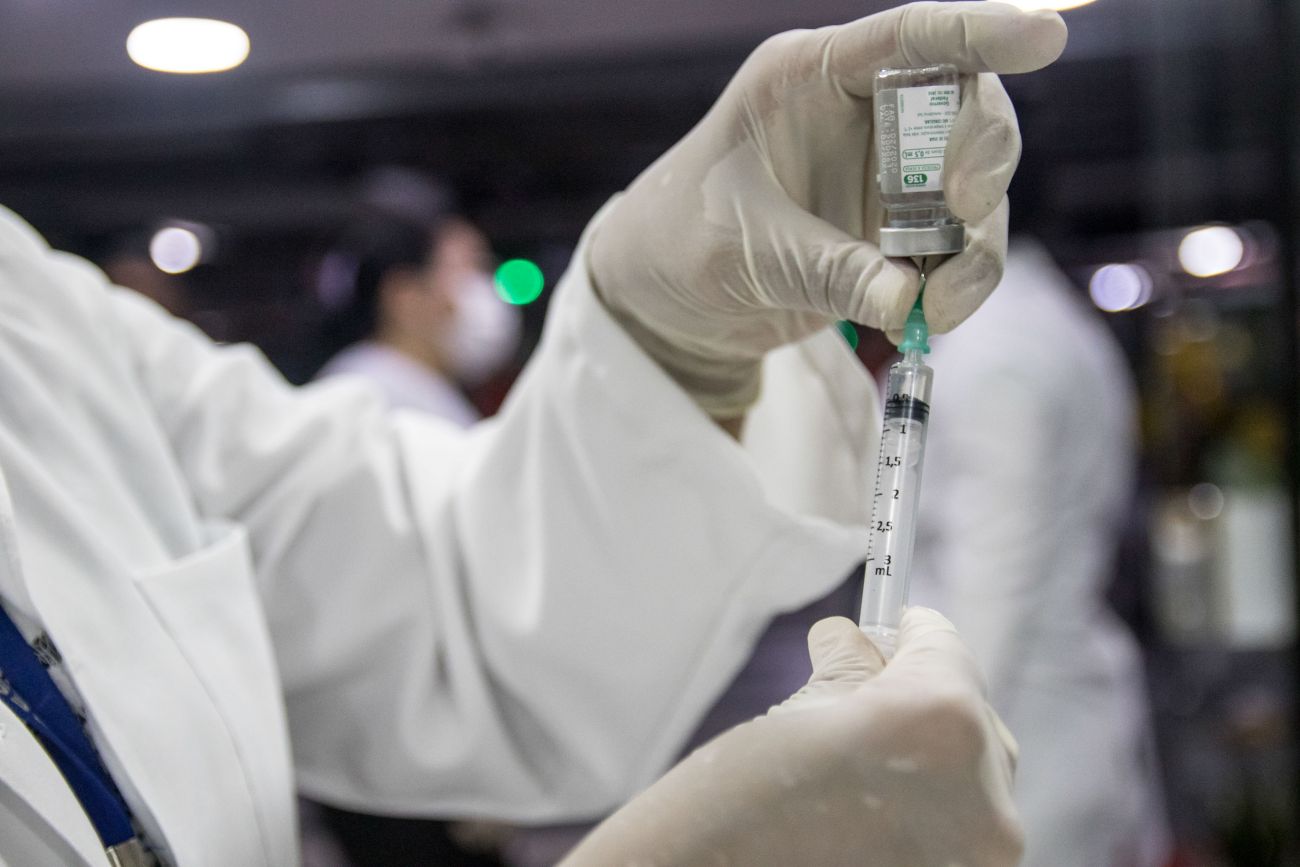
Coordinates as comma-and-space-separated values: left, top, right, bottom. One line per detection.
0, 604, 138, 848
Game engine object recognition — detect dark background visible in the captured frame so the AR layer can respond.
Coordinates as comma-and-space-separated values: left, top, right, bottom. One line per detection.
2, 1, 1297, 863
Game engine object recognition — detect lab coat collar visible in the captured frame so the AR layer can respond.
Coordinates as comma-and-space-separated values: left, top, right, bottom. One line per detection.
0, 466, 103, 864
0, 466, 37, 622
14, 520, 282, 867
0, 683, 109, 865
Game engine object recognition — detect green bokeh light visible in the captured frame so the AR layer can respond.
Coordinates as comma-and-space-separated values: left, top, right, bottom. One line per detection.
494, 259, 545, 305
836, 320, 860, 350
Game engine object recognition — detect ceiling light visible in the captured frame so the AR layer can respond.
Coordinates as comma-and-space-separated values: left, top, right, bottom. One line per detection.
997, 0, 1098, 10
1089, 264, 1152, 312
1178, 226, 1245, 278
150, 226, 203, 274
127, 18, 250, 74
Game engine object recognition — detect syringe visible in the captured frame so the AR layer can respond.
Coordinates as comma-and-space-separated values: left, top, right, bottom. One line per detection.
858, 63, 964, 654
858, 274, 933, 657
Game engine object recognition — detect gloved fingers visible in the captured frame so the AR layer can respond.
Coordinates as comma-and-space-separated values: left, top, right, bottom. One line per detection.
989, 707, 1020, 776
878, 606, 987, 694
944, 73, 1021, 225
819, 1, 1067, 98
769, 617, 887, 716
807, 616, 888, 681
863, 607, 1016, 787
838, 240, 919, 331
764, 201, 920, 329
920, 195, 1009, 334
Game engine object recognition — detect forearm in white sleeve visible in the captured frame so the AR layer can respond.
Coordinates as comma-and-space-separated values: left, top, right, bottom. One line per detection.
109, 215, 873, 821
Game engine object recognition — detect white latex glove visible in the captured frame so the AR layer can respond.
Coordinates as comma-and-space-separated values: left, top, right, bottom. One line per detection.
560, 608, 1022, 867
590, 2, 1067, 417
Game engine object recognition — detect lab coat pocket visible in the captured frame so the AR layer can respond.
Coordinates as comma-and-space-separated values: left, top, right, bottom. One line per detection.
132, 521, 295, 867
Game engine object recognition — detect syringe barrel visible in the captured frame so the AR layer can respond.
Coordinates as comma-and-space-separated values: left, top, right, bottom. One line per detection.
859, 355, 933, 656
882, 355, 933, 423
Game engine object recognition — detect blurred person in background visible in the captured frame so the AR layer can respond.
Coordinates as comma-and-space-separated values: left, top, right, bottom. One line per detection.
95, 232, 192, 319
901, 240, 1172, 867
94, 231, 240, 346
100, 255, 189, 319
314, 170, 521, 427
0, 4, 1067, 866
314, 215, 519, 427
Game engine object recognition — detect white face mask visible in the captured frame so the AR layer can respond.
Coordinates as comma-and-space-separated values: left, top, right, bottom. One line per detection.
439, 272, 523, 386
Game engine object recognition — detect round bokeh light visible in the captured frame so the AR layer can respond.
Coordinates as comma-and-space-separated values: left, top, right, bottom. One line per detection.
1178, 226, 1245, 278
1089, 263, 1153, 313
149, 226, 203, 274
494, 259, 545, 305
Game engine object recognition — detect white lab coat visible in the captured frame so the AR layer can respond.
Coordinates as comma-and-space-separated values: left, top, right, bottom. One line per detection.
316, 342, 481, 428
0, 203, 876, 867
909, 242, 1170, 867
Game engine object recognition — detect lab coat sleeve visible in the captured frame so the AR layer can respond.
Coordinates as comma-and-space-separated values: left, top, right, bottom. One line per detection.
104, 219, 871, 820
923, 360, 1061, 703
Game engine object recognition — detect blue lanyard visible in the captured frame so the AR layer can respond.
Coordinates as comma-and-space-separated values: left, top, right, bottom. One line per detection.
0, 603, 139, 849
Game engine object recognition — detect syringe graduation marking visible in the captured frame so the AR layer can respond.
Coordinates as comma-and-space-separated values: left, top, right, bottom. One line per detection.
883, 395, 930, 424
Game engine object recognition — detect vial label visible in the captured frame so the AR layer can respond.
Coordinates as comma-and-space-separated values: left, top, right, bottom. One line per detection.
894, 85, 958, 193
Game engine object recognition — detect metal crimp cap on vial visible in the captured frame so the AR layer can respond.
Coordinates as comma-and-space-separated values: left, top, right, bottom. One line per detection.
879, 223, 965, 258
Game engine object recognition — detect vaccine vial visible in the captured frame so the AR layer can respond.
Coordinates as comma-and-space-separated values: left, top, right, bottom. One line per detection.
874, 65, 964, 258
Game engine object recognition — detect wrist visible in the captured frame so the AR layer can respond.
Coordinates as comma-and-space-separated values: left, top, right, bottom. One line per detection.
609, 309, 763, 418
589, 269, 762, 422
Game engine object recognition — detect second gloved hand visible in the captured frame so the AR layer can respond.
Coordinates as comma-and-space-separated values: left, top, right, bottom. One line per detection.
589, 1, 1067, 418
560, 608, 1022, 867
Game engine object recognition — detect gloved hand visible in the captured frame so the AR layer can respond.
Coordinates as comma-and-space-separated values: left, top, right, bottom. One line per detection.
560, 608, 1022, 867
589, 2, 1067, 418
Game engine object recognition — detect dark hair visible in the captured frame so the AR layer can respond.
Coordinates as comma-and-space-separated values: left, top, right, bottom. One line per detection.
317, 168, 462, 367
318, 216, 434, 355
